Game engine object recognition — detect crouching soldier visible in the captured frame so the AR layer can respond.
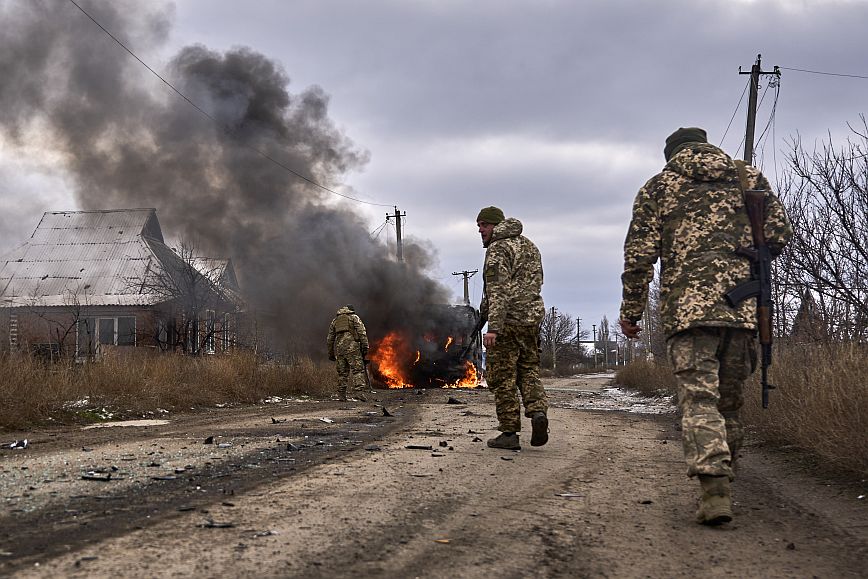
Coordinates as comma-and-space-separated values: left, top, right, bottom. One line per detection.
327, 305, 370, 402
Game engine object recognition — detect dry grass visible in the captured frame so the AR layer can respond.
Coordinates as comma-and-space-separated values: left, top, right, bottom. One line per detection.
616, 343, 868, 478
742, 342, 868, 477
0, 351, 337, 430
615, 358, 677, 396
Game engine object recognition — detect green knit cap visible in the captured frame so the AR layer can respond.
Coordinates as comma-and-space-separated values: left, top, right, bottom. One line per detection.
476, 206, 505, 224
664, 127, 708, 161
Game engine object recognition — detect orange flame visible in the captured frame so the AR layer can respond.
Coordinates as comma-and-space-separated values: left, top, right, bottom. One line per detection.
444, 336, 454, 351
370, 330, 480, 390
444, 360, 479, 389
370, 331, 413, 389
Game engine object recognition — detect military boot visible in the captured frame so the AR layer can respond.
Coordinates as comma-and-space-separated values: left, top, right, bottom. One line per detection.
487, 432, 520, 450
530, 412, 549, 447
695, 475, 733, 526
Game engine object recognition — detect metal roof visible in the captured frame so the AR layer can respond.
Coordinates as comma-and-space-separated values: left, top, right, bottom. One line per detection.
0, 209, 184, 307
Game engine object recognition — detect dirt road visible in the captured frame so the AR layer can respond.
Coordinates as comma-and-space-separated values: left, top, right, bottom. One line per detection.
1, 375, 866, 578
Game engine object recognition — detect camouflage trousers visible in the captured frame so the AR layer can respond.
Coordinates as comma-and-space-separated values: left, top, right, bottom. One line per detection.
334, 339, 368, 400
486, 323, 548, 433
667, 327, 757, 480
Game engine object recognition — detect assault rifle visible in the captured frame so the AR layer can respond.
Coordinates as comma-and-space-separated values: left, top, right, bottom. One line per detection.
724, 188, 776, 408
458, 316, 487, 359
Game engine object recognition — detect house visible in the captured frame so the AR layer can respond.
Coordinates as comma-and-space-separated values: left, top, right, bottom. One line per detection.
0, 209, 243, 359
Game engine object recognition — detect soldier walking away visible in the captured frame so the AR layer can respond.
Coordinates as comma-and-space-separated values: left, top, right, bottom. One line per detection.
476, 206, 549, 451
619, 127, 792, 525
327, 305, 370, 402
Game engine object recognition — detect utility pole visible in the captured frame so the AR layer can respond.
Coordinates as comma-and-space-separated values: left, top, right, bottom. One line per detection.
550, 306, 557, 373
452, 270, 477, 305
592, 324, 598, 370
385, 206, 406, 261
739, 54, 781, 165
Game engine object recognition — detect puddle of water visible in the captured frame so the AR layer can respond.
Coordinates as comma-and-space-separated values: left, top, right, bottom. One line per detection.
556, 387, 675, 415
82, 419, 170, 429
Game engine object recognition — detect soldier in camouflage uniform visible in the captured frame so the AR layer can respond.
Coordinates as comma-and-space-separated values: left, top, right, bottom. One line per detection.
477, 206, 549, 451
619, 127, 792, 525
327, 305, 370, 402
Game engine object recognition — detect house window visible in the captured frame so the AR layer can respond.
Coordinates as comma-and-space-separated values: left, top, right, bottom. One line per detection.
222, 313, 233, 351
99, 318, 115, 345
117, 317, 136, 346
187, 315, 200, 354
205, 310, 215, 354
79, 316, 136, 355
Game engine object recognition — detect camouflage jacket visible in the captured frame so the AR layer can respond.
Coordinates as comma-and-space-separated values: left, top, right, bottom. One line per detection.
620, 143, 792, 338
480, 218, 545, 332
327, 306, 369, 358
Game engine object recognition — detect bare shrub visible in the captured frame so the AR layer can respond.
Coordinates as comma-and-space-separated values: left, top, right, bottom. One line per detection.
0, 352, 338, 430
615, 358, 677, 396
742, 342, 868, 477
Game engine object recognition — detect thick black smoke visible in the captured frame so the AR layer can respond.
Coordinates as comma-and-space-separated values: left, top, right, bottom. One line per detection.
0, 0, 450, 355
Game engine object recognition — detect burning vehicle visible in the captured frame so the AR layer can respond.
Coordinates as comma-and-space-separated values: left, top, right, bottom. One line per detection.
369, 304, 483, 388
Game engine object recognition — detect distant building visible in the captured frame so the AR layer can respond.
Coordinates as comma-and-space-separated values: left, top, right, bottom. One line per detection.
0, 209, 243, 360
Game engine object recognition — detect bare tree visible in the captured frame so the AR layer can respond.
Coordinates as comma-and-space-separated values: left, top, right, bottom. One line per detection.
777, 118, 868, 341
540, 308, 577, 373
128, 240, 239, 354
21, 287, 91, 361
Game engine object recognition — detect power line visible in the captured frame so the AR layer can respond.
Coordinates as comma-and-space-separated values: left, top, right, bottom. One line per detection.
719, 77, 750, 149
780, 66, 868, 80
65, 0, 393, 208
755, 80, 780, 172
369, 221, 389, 239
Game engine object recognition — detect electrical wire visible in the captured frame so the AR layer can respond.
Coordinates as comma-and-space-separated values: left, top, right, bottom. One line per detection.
755, 80, 780, 171
369, 221, 388, 239
719, 77, 750, 149
780, 66, 868, 80
66, 0, 394, 208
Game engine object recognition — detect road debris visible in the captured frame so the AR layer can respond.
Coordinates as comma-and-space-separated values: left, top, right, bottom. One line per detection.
271, 417, 287, 424
199, 519, 235, 529
204, 436, 214, 444
8, 439, 27, 450
82, 471, 112, 481
382, 407, 393, 417
447, 397, 465, 405
434, 539, 450, 544
319, 417, 334, 424
405, 445, 434, 451
555, 493, 584, 498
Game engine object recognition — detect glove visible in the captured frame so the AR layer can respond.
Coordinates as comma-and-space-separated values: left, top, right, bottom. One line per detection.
328, 354, 336, 361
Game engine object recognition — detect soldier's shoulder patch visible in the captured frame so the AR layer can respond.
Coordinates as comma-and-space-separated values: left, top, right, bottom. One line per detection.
484, 261, 500, 283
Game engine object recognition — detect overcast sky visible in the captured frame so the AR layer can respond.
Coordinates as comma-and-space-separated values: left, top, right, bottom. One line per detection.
2, 0, 867, 336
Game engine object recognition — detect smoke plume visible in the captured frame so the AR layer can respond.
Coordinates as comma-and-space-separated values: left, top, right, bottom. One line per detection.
0, 0, 451, 355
